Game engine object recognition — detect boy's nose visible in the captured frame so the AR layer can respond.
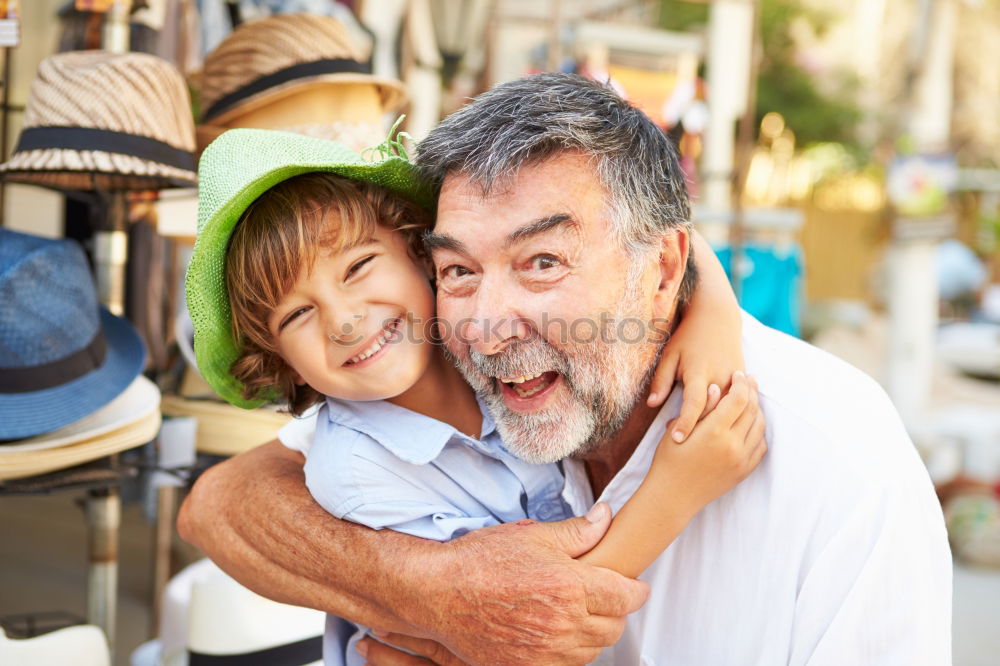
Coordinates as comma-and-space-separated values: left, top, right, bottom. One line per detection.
325, 308, 366, 346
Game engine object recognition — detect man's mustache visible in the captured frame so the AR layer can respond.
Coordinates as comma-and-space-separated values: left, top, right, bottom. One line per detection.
467, 338, 569, 385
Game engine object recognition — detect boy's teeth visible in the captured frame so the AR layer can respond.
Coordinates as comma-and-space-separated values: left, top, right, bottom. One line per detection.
347, 319, 400, 364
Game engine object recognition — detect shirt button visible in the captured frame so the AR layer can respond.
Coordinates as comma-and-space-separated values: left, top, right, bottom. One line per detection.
536, 502, 562, 521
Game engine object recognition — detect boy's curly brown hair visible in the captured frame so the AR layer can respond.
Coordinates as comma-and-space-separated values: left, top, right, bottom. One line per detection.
225, 172, 433, 415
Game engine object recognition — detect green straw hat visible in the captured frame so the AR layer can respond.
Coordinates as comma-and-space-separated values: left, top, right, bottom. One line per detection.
186, 124, 433, 409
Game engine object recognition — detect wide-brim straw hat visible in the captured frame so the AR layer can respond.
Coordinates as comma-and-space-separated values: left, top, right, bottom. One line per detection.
0, 51, 197, 191
185, 126, 432, 409
199, 13, 407, 126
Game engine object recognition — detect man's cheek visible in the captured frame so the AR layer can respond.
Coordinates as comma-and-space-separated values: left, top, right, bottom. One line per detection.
443, 334, 470, 361
435, 298, 466, 344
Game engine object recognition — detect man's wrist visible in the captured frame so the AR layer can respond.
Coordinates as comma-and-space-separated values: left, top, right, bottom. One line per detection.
383, 537, 452, 638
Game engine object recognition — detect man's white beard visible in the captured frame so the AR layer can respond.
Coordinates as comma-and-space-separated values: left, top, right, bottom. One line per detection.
446, 288, 663, 464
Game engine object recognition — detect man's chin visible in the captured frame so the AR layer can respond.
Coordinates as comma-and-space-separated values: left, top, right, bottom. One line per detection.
488, 391, 598, 464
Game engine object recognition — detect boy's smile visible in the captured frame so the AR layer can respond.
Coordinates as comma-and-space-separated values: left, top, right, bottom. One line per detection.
340, 317, 403, 367
268, 221, 436, 403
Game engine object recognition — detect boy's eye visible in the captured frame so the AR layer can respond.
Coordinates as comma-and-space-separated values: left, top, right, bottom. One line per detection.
345, 255, 375, 280
278, 306, 310, 331
528, 254, 561, 271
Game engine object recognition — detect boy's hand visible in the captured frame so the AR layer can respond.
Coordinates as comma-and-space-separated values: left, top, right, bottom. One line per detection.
651, 372, 766, 509
646, 320, 745, 445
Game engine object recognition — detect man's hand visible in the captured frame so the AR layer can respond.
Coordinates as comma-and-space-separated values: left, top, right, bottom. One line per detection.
395, 503, 649, 665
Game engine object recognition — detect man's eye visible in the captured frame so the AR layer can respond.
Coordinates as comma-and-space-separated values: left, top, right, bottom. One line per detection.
529, 254, 561, 271
279, 306, 310, 331
440, 265, 473, 280
345, 255, 375, 280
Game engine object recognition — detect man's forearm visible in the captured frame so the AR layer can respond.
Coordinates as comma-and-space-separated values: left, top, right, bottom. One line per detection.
178, 440, 651, 665
177, 440, 437, 635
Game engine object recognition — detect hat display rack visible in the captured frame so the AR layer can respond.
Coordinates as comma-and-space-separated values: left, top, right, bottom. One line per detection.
0, 4, 195, 655
2, 6, 419, 660
0, 1, 20, 223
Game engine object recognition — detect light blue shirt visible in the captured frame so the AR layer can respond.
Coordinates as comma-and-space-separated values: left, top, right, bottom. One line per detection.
303, 396, 573, 666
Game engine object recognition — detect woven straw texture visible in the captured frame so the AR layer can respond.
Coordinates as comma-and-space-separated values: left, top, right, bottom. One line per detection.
0, 233, 100, 368
0, 51, 196, 191
275, 121, 386, 152
186, 128, 432, 408
199, 13, 406, 124
0, 230, 147, 440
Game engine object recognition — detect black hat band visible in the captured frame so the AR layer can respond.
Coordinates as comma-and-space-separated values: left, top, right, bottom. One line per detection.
14, 126, 196, 172
0, 329, 107, 394
201, 57, 373, 122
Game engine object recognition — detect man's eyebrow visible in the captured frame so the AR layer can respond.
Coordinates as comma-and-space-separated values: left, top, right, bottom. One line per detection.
422, 230, 468, 254
504, 214, 577, 249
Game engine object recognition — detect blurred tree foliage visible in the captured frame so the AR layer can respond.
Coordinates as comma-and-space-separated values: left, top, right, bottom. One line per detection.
658, 0, 862, 150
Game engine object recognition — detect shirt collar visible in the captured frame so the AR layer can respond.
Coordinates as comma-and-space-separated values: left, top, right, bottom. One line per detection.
323, 397, 456, 464
323, 396, 492, 465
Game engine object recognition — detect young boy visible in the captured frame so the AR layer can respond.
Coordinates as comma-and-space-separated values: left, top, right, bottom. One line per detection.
187, 128, 765, 664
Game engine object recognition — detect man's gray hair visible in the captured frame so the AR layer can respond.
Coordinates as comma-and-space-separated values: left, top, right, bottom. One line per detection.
416, 72, 697, 306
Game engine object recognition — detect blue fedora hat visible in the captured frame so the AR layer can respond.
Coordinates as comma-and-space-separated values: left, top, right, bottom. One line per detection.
0, 229, 146, 440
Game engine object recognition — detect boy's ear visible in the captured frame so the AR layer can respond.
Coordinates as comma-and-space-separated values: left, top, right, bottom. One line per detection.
652, 228, 690, 323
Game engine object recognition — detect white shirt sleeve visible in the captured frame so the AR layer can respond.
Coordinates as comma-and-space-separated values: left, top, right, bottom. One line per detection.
789, 475, 953, 666
277, 404, 320, 456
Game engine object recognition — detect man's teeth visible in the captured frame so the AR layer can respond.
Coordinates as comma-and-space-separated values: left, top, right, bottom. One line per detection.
500, 372, 543, 384
498, 372, 553, 398
512, 382, 548, 398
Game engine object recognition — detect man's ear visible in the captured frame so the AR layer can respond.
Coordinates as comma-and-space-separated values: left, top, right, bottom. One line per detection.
652, 228, 691, 323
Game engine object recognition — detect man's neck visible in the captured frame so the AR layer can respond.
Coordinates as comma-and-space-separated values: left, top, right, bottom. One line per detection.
577, 398, 662, 497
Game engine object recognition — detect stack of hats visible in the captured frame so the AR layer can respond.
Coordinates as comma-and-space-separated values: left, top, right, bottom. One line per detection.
196, 13, 406, 152
0, 229, 160, 481
0, 50, 194, 478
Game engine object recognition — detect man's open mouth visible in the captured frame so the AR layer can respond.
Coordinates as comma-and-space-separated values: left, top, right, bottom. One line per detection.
498, 371, 560, 398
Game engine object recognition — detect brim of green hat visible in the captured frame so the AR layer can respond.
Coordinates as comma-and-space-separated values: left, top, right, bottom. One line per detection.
185, 127, 433, 409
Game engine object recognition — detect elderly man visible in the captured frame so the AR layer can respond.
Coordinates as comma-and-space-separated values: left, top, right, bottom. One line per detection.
179, 74, 951, 665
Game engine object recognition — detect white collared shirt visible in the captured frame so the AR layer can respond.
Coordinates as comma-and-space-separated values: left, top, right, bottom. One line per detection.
560, 313, 952, 665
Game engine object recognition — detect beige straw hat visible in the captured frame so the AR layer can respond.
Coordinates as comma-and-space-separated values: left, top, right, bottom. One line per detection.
0, 51, 197, 191
198, 13, 407, 126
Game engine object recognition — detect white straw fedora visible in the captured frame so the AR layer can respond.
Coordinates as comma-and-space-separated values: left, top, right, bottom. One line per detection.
0, 50, 197, 191
0, 374, 161, 481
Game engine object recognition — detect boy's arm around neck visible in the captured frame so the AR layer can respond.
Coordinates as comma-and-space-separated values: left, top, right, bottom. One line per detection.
176, 440, 649, 665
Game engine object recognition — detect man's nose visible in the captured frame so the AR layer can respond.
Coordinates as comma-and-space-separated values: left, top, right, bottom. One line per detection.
460, 278, 531, 355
